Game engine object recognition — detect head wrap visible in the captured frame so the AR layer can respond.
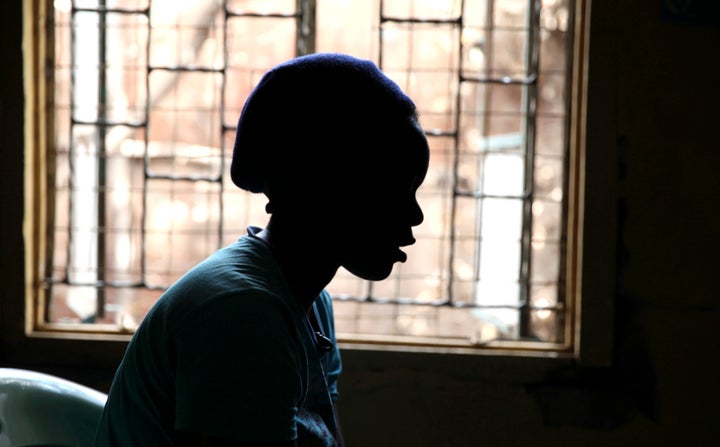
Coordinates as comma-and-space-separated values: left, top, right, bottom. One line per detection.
230, 53, 416, 193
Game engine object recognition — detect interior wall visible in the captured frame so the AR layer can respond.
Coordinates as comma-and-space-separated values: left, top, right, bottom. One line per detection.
2, 1, 719, 446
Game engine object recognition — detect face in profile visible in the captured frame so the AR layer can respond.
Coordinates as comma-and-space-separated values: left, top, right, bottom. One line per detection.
332, 116, 430, 281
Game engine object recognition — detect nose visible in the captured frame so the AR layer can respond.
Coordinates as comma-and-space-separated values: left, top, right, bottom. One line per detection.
409, 198, 424, 227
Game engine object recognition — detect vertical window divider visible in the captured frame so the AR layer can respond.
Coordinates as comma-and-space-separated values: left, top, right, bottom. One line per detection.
448, 0, 466, 307
297, 0, 316, 56
517, 0, 542, 338
95, 0, 108, 318
140, 1, 152, 289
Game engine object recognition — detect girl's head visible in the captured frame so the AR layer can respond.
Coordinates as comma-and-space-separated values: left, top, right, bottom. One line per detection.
231, 53, 429, 280
231, 53, 419, 197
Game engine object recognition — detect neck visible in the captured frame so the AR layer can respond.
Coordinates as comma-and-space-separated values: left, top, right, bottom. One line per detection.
257, 216, 339, 312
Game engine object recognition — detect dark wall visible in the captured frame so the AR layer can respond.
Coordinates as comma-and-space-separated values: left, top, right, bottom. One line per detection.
1, 0, 25, 358
2, 1, 719, 446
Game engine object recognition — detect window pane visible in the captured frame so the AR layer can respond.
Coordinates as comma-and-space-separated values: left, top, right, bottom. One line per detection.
44, 0, 575, 350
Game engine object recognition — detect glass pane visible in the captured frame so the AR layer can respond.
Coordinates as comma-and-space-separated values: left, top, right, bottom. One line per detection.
481, 198, 523, 241
45, 0, 576, 348
144, 179, 221, 286
434, 306, 466, 339
534, 155, 564, 202
540, 0, 571, 33
382, 0, 461, 19
463, 0, 489, 28
478, 240, 521, 283
482, 153, 525, 196
355, 302, 399, 336
531, 241, 560, 284
470, 307, 520, 340
317, 0, 377, 58
535, 116, 565, 156
327, 269, 368, 301
106, 13, 149, 121
461, 26, 489, 78
151, 0, 224, 27
226, 16, 296, 69
532, 200, 562, 242
493, 0, 529, 28
531, 284, 558, 309
227, 0, 295, 14
224, 67, 263, 126
147, 70, 222, 176
456, 153, 483, 193
537, 73, 566, 116
396, 305, 439, 336
420, 139, 453, 194
489, 30, 530, 77
454, 197, 481, 238
104, 287, 163, 331
48, 284, 98, 323
539, 28, 568, 72
381, 22, 459, 70
488, 83, 524, 113
460, 80, 488, 116
73, 0, 151, 8
332, 299, 361, 333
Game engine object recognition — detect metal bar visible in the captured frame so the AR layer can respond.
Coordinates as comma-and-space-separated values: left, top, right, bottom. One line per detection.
45, 277, 165, 291
381, 16, 461, 26
219, 0, 229, 250
518, 0, 543, 338
74, 6, 149, 14
456, 191, 532, 200
140, 0, 152, 285
72, 118, 146, 127
145, 172, 222, 182
148, 65, 225, 73
473, 0, 496, 300
378, 0, 384, 67
226, 11, 298, 19
95, 0, 108, 319
440, 0, 464, 306
367, 0, 384, 302
65, 0, 77, 298
462, 73, 537, 85
333, 294, 564, 311
296, 0, 316, 56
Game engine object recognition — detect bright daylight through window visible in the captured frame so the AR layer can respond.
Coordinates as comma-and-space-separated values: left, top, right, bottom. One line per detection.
40, 0, 577, 351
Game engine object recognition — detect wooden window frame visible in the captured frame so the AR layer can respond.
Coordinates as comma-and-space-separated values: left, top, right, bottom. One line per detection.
4, 0, 613, 379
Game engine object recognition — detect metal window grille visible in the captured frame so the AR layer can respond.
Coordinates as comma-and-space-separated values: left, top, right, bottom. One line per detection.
45, 0, 574, 348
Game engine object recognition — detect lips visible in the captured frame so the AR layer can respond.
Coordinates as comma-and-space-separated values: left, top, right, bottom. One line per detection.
396, 248, 408, 263
396, 235, 415, 263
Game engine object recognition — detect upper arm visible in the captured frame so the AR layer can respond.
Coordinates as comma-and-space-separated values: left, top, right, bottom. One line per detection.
173, 294, 303, 442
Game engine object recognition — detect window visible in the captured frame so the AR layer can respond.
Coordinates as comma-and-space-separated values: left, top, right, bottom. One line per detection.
27, 0, 589, 355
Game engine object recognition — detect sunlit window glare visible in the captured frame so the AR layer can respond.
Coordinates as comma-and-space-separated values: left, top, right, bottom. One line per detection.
44, 0, 573, 348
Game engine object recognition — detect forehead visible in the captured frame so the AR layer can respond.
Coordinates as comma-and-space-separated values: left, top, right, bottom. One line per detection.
377, 117, 429, 177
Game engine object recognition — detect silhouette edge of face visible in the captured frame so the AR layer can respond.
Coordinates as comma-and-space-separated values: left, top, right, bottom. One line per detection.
332, 116, 430, 282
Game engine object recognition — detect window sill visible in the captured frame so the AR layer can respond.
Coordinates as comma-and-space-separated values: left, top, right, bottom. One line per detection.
340, 344, 576, 384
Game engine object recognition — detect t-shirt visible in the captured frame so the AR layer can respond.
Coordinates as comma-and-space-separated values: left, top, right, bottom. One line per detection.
93, 228, 342, 446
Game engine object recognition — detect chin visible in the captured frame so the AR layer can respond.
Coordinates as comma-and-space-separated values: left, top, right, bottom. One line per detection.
345, 262, 396, 282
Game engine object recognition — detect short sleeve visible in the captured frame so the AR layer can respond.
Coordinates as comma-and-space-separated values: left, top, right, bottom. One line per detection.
173, 292, 304, 443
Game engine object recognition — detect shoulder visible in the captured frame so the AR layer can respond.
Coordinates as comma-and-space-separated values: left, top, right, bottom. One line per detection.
156, 236, 287, 316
